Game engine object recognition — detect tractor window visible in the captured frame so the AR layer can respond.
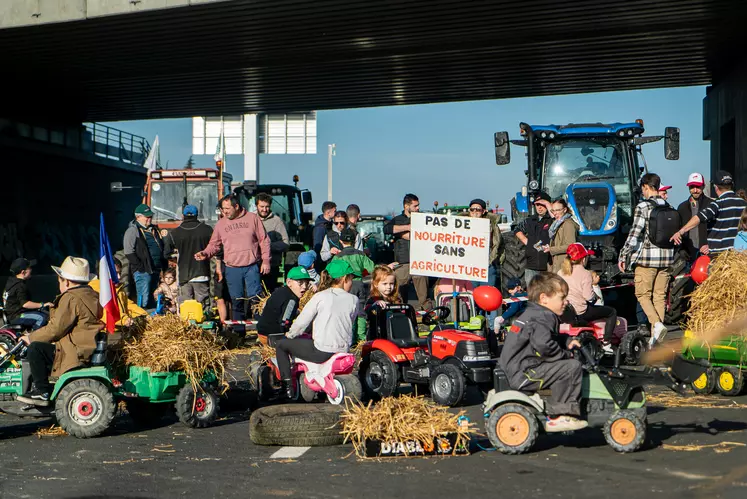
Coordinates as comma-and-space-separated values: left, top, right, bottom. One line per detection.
150, 181, 220, 224
357, 220, 386, 243
543, 139, 633, 216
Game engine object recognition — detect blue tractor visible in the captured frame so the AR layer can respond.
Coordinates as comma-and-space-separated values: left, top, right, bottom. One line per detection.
494, 121, 684, 321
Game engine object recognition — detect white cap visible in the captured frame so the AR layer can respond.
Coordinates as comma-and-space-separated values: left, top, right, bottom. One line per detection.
687, 172, 705, 187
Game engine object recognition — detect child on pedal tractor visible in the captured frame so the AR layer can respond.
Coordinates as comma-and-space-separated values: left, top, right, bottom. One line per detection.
499, 272, 587, 432
154, 269, 179, 314
256, 267, 312, 345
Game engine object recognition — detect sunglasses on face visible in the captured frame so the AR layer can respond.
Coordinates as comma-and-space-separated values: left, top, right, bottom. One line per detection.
469, 208, 484, 212
334, 221, 346, 225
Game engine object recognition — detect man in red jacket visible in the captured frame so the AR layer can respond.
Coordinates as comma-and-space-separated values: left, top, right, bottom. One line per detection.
195, 194, 271, 320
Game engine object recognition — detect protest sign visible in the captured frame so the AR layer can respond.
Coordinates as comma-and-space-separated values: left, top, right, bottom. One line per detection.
409, 212, 490, 282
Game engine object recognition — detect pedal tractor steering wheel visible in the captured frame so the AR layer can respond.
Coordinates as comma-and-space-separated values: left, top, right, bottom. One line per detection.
422, 306, 451, 326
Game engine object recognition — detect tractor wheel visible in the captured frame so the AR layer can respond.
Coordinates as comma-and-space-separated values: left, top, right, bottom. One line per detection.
175, 383, 219, 428
249, 404, 345, 446
620, 331, 649, 366
359, 350, 399, 400
665, 255, 690, 326
298, 374, 317, 403
691, 368, 717, 395
486, 403, 539, 455
55, 379, 116, 438
501, 231, 527, 293
126, 399, 173, 427
429, 364, 466, 407
327, 374, 362, 405
716, 367, 744, 396
604, 410, 646, 453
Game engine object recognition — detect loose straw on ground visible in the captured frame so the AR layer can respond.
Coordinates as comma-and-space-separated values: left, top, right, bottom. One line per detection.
647, 390, 747, 409
36, 425, 67, 438
340, 395, 473, 458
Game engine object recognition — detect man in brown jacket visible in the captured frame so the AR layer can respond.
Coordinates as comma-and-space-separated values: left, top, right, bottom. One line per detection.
18, 256, 102, 406
547, 199, 579, 273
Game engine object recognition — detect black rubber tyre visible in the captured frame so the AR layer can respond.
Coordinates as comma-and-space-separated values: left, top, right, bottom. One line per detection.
604, 410, 646, 453
248, 359, 275, 401
501, 231, 527, 293
327, 374, 362, 405
298, 374, 317, 403
126, 399, 173, 427
360, 350, 399, 400
665, 255, 689, 326
486, 403, 539, 455
620, 331, 649, 366
429, 364, 466, 407
0, 334, 15, 353
175, 383, 220, 428
54, 379, 116, 438
716, 367, 744, 396
691, 368, 717, 395
249, 404, 345, 446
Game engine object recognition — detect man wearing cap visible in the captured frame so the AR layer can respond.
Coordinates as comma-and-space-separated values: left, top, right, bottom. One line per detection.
256, 192, 290, 292
257, 266, 312, 345
17, 257, 102, 406
659, 185, 672, 202
673, 173, 713, 260
164, 205, 213, 309
2, 258, 53, 330
123, 204, 166, 308
514, 192, 553, 286
672, 170, 747, 255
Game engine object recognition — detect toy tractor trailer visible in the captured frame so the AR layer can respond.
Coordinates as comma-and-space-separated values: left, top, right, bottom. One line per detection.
494, 121, 680, 293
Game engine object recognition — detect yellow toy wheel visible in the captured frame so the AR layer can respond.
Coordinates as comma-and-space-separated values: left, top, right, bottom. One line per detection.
716, 367, 744, 397
691, 369, 716, 395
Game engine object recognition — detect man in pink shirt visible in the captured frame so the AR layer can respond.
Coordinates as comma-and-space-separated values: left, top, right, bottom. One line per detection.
195, 194, 271, 320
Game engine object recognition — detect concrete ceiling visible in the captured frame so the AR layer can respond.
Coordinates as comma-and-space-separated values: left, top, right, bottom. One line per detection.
2, 0, 745, 122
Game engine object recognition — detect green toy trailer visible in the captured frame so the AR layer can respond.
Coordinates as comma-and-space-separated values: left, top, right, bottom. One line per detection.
682, 330, 747, 396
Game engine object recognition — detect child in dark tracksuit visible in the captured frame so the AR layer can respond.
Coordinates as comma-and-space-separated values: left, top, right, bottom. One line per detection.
499, 272, 587, 432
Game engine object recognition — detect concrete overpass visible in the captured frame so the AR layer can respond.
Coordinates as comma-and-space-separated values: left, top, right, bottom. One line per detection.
1, 0, 747, 182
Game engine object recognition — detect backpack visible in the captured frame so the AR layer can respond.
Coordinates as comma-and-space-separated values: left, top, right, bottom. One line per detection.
646, 199, 681, 249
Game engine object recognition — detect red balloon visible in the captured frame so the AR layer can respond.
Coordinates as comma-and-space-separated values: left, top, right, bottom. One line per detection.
691, 255, 711, 284
473, 285, 503, 312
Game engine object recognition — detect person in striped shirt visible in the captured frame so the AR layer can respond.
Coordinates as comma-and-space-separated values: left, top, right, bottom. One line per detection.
671, 170, 747, 255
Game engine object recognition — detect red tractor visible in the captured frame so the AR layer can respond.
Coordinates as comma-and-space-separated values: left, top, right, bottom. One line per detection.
358, 304, 494, 406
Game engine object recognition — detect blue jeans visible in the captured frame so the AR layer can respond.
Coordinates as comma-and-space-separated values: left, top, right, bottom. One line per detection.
14, 311, 49, 331
524, 269, 541, 287
134, 271, 159, 309
224, 263, 262, 321
472, 263, 500, 329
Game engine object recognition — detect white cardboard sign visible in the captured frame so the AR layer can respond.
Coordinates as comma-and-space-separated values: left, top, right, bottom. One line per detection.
409, 212, 490, 282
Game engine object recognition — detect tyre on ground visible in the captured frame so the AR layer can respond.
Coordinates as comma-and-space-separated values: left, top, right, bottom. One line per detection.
54, 378, 116, 438
691, 368, 717, 395
716, 367, 744, 396
175, 383, 220, 428
485, 403, 539, 455
249, 404, 345, 446
604, 410, 646, 453
500, 231, 526, 294
429, 364, 466, 407
664, 254, 690, 326
359, 350, 399, 400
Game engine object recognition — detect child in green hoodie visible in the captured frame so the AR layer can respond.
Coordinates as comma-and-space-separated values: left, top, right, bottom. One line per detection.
334, 227, 376, 343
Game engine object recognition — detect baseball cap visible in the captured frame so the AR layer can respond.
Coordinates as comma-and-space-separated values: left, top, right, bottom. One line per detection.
469, 198, 487, 210
183, 204, 198, 217
715, 170, 734, 185
134, 204, 154, 217
297, 250, 316, 269
339, 227, 358, 244
10, 258, 35, 274
326, 259, 360, 279
567, 243, 594, 261
659, 185, 672, 192
506, 277, 522, 290
286, 266, 312, 281
686, 172, 705, 187
534, 191, 551, 203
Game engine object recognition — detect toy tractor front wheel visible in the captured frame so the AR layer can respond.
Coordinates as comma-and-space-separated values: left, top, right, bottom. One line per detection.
360, 350, 399, 400
176, 383, 219, 428
620, 331, 649, 366
716, 367, 744, 396
604, 410, 646, 453
55, 379, 116, 438
429, 364, 466, 407
691, 368, 717, 395
486, 403, 539, 454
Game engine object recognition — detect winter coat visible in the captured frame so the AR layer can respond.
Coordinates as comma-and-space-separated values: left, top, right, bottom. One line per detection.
123, 220, 166, 275
321, 228, 364, 262
549, 218, 579, 273
164, 217, 213, 285
260, 212, 290, 267
28, 285, 103, 378
313, 215, 332, 255
202, 209, 271, 268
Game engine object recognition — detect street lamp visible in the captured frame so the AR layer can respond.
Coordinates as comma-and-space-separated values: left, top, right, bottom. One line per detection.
328, 144, 336, 201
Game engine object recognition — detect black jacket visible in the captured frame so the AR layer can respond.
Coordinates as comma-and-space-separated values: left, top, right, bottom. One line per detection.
123, 220, 166, 275
383, 211, 411, 264
516, 214, 553, 271
257, 285, 299, 336
2, 275, 30, 321
313, 215, 331, 255
677, 195, 713, 260
164, 217, 213, 286
500, 302, 572, 387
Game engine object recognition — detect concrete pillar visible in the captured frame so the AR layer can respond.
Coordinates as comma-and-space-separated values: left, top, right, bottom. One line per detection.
243, 113, 259, 184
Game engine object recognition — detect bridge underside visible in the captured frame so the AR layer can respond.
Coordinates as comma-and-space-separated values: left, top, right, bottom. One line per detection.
1, 0, 745, 122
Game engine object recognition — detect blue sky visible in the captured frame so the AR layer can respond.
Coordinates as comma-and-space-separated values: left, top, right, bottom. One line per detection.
104, 85, 709, 215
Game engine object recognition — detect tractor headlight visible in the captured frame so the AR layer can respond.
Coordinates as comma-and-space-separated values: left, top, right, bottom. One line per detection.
605, 202, 618, 229
529, 180, 540, 191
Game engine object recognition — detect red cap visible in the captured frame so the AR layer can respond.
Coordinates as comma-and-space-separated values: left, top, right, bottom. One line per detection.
567, 243, 594, 261
659, 185, 672, 192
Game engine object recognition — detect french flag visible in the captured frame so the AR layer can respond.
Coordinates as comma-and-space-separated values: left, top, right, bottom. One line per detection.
99, 213, 120, 333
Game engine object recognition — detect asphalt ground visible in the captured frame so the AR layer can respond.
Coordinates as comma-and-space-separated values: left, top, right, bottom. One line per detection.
2, 350, 747, 499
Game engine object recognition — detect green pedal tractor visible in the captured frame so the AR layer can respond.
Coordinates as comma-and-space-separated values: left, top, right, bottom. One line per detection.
0, 340, 221, 438
682, 330, 747, 396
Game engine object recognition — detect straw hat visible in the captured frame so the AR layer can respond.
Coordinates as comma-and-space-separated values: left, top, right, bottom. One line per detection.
52, 256, 94, 283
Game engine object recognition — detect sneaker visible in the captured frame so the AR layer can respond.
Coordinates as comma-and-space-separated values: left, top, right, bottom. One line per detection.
650, 322, 668, 347
17, 387, 51, 407
602, 343, 614, 355
545, 416, 589, 433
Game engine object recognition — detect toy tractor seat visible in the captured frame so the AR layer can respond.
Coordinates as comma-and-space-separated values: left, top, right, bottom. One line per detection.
388, 313, 427, 348
368, 304, 426, 348
436, 292, 475, 322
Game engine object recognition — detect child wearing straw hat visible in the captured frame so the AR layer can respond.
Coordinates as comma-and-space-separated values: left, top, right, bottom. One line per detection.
17, 256, 103, 406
